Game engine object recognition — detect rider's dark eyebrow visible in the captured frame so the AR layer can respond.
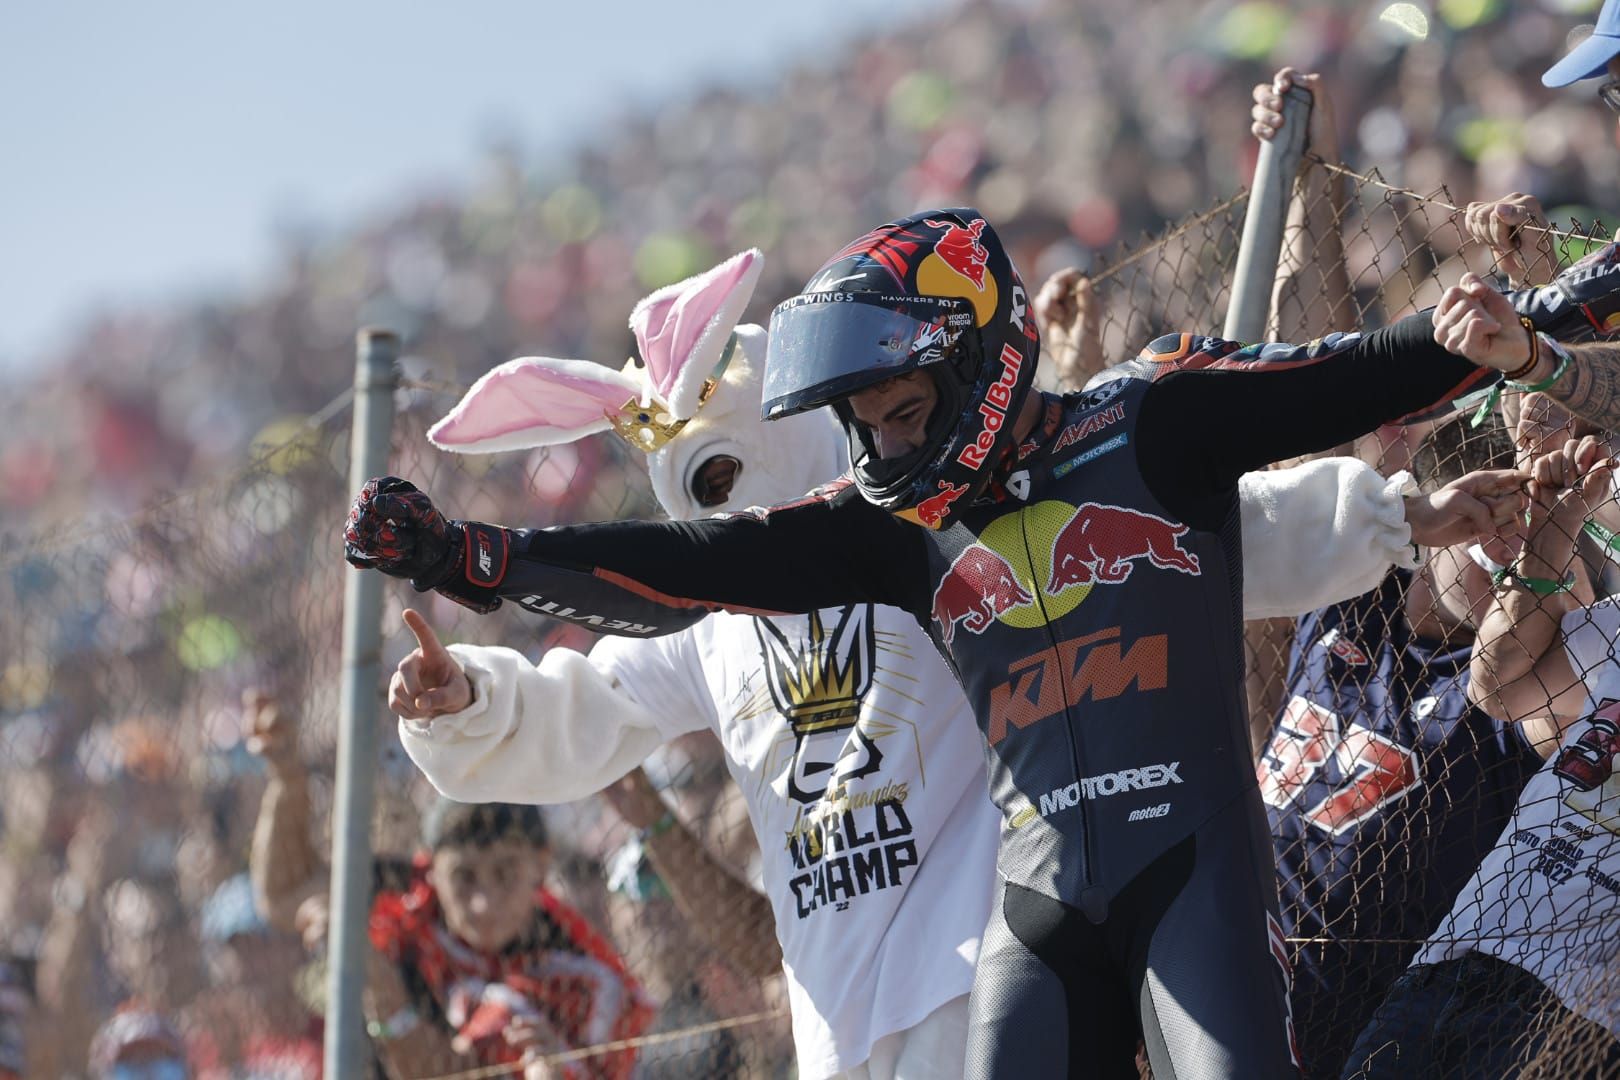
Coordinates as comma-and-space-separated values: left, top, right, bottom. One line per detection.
883, 395, 927, 423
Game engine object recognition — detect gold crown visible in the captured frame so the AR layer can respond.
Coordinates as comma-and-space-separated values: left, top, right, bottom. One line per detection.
760, 608, 872, 736
606, 333, 736, 453
606, 396, 701, 453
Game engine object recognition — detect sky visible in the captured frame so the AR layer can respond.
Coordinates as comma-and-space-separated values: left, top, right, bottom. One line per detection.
0, 0, 955, 374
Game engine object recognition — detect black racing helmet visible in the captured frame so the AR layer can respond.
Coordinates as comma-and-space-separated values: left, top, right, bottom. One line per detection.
761, 208, 1040, 530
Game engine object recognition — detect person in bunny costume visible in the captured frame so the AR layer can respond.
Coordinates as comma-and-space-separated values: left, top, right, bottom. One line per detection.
380, 247, 1503, 1080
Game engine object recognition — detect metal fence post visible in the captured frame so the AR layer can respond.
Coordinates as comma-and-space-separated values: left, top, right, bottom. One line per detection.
327, 327, 400, 1078
1222, 85, 1313, 343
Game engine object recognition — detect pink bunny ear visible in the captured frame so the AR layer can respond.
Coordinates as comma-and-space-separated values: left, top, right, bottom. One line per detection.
630, 248, 763, 420
428, 357, 642, 454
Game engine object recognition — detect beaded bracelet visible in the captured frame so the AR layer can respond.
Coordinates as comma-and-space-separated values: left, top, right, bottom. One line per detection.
1502, 317, 1541, 381
1510, 335, 1574, 394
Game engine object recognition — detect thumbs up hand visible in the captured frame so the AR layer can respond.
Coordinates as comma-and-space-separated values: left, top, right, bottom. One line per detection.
389, 608, 474, 721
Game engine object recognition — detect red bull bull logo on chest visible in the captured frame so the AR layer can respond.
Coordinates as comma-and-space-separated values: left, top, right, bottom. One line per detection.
931, 545, 1034, 645
930, 500, 1202, 645
1046, 502, 1200, 594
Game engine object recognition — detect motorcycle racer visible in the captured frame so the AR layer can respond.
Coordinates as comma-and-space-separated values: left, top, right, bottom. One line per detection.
386, 248, 1465, 1079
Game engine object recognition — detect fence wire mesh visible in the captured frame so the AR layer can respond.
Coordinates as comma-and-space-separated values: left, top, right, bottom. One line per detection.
7, 160, 1620, 1080
0, 405, 356, 1078
1227, 160, 1620, 1080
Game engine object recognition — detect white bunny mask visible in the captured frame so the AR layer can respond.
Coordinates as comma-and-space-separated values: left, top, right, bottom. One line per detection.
428, 249, 848, 522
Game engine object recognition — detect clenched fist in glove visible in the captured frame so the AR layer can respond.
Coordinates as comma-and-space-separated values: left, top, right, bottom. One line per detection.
343, 476, 510, 613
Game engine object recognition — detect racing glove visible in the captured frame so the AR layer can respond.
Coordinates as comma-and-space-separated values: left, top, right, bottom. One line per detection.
1512, 240, 1620, 341
343, 476, 511, 613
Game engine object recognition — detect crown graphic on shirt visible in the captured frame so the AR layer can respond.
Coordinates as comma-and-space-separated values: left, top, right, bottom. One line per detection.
756, 606, 876, 737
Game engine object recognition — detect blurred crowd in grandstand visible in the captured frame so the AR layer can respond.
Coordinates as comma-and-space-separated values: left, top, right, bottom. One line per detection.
6, 0, 1620, 1076
9, 0, 1620, 525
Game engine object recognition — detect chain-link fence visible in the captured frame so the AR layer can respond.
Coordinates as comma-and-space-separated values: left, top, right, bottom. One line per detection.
1224, 160, 1619, 1079
0, 395, 356, 1077
7, 154, 1620, 1079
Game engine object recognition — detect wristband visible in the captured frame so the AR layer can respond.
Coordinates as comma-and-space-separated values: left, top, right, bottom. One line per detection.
1587, 518, 1620, 553
1470, 332, 1574, 428
1508, 335, 1572, 393
1466, 542, 1508, 576
418, 521, 511, 614
366, 1005, 421, 1042
1490, 565, 1575, 596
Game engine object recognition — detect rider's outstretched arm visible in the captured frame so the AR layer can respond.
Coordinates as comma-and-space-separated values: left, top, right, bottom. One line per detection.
1134, 248, 1620, 526
522, 481, 927, 622
347, 477, 931, 637
1136, 311, 1482, 528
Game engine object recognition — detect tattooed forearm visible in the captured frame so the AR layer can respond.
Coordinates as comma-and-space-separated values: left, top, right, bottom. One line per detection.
1548, 342, 1620, 433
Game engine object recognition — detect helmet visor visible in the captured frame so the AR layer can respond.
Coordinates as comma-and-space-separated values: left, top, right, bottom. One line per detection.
761, 293, 976, 420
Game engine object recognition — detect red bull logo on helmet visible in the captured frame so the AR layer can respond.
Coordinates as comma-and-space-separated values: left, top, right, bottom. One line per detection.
956, 343, 1024, 470
924, 217, 989, 289
930, 499, 1201, 646
917, 216, 1000, 325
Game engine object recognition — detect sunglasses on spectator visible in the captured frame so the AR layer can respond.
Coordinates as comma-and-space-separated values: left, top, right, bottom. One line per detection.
1601, 80, 1620, 115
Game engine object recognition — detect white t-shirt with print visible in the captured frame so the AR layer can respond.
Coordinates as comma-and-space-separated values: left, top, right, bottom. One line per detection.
590, 607, 998, 1080
1412, 598, 1620, 1037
